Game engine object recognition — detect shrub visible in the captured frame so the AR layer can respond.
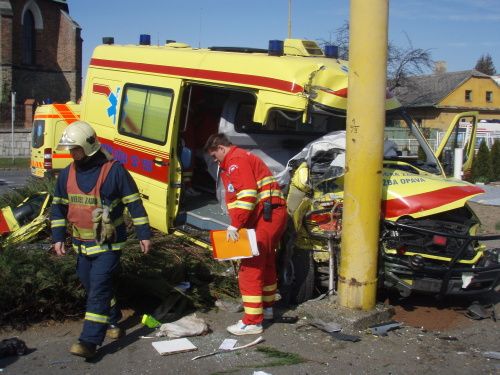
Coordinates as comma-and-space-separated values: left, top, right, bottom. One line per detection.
471, 140, 493, 183
490, 139, 500, 182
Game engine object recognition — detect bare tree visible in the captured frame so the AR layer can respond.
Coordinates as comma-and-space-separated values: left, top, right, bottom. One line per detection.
317, 23, 434, 90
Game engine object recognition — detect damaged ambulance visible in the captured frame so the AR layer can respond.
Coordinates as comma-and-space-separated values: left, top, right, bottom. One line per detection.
79, 37, 499, 303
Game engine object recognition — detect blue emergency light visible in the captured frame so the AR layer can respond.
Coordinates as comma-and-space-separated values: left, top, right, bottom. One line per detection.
268, 40, 284, 56
324, 44, 339, 58
140, 34, 151, 45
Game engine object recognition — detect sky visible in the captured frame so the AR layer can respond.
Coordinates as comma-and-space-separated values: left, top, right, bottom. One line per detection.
68, 0, 500, 80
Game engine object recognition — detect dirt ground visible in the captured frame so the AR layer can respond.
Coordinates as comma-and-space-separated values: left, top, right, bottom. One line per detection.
1, 203, 499, 375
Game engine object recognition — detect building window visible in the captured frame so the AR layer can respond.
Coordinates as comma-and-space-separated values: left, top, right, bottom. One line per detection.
486, 91, 493, 102
22, 10, 36, 65
465, 90, 472, 102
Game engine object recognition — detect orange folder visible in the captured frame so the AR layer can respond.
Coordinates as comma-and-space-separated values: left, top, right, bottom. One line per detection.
210, 228, 259, 261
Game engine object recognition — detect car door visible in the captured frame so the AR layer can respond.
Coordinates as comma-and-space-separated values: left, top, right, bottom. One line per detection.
434, 111, 478, 179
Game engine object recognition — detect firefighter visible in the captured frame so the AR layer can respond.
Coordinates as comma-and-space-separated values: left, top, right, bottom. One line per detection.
50, 121, 151, 358
204, 133, 287, 335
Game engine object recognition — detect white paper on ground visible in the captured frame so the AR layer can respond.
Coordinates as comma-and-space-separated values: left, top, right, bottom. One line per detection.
219, 339, 237, 350
152, 338, 197, 355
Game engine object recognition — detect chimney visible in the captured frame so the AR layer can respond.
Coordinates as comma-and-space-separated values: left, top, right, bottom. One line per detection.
434, 61, 447, 74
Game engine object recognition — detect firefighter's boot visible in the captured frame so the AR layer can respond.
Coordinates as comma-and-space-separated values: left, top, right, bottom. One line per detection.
69, 341, 96, 359
106, 324, 125, 340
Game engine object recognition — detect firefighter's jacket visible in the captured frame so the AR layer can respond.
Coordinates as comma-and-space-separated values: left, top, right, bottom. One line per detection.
51, 151, 151, 255
219, 146, 285, 229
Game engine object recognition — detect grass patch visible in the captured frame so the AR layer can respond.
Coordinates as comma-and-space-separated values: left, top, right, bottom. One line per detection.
0, 158, 29, 168
211, 346, 308, 374
255, 346, 307, 367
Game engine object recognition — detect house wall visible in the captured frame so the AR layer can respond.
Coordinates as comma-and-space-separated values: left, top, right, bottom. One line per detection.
411, 77, 500, 130
440, 76, 500, 110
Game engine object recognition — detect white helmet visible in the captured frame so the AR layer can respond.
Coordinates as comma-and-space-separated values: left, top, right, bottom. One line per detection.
57, 121, 101, 156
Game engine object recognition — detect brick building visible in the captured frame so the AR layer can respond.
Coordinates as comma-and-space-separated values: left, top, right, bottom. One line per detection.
0, 0, 81, 127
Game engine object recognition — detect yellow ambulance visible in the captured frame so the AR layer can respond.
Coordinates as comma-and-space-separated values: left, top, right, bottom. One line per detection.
80, 37, 499, 301
30, 102, 80, 178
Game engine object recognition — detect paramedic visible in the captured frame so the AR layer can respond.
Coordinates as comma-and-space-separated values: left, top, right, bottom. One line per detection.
51, 121, 151, 358
204, 133, 287, 335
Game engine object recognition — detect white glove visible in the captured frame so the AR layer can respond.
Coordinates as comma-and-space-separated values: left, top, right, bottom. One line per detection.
226, 226, 239, 242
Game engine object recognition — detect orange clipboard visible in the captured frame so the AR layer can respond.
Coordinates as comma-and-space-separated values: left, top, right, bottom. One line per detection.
210, 228, 259, 261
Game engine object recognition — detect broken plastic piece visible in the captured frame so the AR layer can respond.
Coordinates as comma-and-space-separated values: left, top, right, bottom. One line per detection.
309, 319, 342, 333
482, 351, 500, 360
191, 336, 264, 360
330, 332, 361, 342
369, 320, 402, 336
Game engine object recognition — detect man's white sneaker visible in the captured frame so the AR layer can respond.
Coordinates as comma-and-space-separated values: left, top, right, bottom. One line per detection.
263, 307, 274, 320
227, 320, 263, 336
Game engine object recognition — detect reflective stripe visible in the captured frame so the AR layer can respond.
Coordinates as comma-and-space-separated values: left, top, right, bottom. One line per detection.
51, 219, 66, 228
236, 189, 257, 199
85, 312, 110, 324
73, 241, 126, 255
263, 295, 275, 302
258, 190, 285, 202
263, 283, 277, 292
52, 196, 69, 205
109, 198, 121, 210
227, 200, 255, 211
122, 193, 140, 204
242, 295, 262, 303
132, 216, 149, 225
257, 176, 277, 189
68, 193, 102, 207
244, 306, 263, 315
72, 226, 96, 240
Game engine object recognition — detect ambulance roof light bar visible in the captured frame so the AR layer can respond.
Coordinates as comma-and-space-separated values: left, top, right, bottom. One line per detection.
102, 37, 114, 45
268, 40, 284, 56
324, 44, 339, 58
140, 34, 151, 45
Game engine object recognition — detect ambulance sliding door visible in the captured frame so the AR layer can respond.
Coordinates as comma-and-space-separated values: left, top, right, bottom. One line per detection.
114, 80, 181, 233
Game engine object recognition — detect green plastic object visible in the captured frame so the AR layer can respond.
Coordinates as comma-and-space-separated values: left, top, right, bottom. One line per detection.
141, 314, 161, 328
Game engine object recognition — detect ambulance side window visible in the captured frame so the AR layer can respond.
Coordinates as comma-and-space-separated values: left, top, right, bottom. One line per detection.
118, 85, 173, 144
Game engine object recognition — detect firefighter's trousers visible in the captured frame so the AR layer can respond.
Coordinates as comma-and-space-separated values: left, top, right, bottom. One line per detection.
239, 206, 287, 325
76, 250, 122, 345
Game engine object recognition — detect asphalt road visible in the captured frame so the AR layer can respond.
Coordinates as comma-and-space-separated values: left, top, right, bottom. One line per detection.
0, 169, 32, 195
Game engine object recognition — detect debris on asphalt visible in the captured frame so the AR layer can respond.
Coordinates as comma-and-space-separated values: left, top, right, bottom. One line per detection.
155, 314, 209, 338
215, 298, 243, 313
482, 351, 500, 360
369, 320, 403, 336
191, 336, 264, 360
152, 337, 197, 355
0, 338, 28, 358
330, 332, 361, 342
465, 301, 496, 321
308, 319, 342, 333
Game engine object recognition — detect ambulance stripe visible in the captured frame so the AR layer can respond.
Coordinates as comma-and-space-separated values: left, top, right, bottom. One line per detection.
53, 104, 79, 124
383, 185, 484, 218
113, 138, 169, 159
34, 114, 59, 119
90, 58, 304, 94
92, 83, 112, 96
52, 154, 71, 159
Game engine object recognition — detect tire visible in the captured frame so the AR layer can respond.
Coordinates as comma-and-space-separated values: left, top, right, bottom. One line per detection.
277, 244, 315, 306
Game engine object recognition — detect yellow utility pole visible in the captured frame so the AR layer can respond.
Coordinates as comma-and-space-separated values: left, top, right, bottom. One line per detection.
338, 0, 389, 309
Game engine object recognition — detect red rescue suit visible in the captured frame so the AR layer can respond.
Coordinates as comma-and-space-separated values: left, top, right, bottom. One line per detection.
219, 146, 287, 325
